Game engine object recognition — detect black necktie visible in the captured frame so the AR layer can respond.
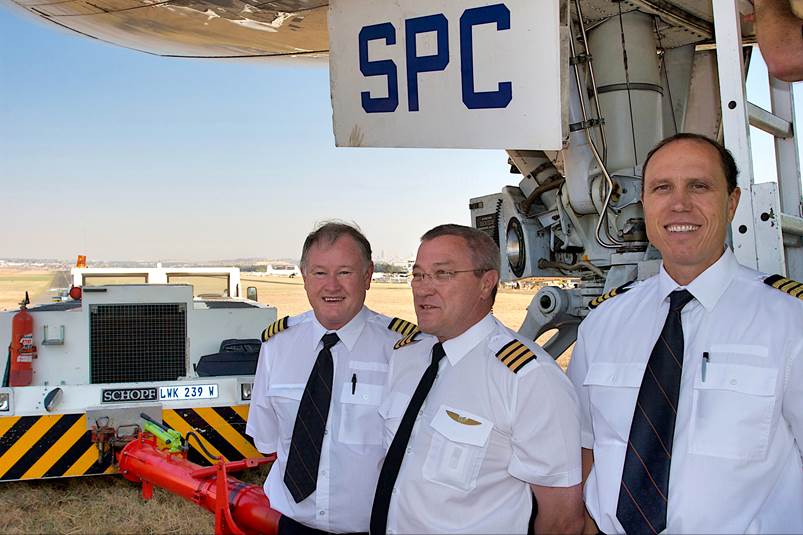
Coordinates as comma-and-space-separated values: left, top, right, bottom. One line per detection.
370, 342, 446, 535
617, 289, 694, 534
284, 332, 340, 503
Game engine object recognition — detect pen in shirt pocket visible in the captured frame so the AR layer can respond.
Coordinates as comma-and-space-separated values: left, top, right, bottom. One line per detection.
701, 352, 709, 382
351, 373, 357, 395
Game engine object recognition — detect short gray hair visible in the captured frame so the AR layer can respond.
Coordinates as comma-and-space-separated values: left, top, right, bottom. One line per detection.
420, 224, 501, 302
300, 221, 372, 272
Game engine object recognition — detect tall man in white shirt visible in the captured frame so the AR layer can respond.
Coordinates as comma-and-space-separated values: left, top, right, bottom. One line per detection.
246, 222, 415, 535
370, 224, 584, 535
568, 133, 803, 534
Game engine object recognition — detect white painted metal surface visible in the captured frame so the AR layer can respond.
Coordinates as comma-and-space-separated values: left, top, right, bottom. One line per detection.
713, 0, 786, 275
72, 266, 242, 297
0, 271, 276, 418
328, 0, 564, 149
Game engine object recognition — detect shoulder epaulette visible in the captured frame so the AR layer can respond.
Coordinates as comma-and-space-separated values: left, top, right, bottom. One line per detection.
764, 274, 803, 300
387, 317, 419, 337
495, 339, 537, 373
394, 331, 421, 350
261, 315, 290, 342
589, 280, 635, 310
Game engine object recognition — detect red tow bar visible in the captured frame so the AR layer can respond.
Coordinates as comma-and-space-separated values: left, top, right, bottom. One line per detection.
118, 433, 280, 535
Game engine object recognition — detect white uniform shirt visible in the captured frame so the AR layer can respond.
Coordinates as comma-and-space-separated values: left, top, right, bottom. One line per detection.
245, 307, 403, 533
379, 314, 582, 534
568, 248, 803, 534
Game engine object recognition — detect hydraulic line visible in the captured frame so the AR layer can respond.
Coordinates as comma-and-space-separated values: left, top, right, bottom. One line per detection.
520, 177, 565, 215
538, 259, 606, 279
573, 0, 608, 165
568, 13, 624, 249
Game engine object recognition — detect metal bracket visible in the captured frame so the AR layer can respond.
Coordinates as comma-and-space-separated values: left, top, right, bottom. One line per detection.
568, 118, 605, 132
569, 53, 591, 65
42, 325, 65, 346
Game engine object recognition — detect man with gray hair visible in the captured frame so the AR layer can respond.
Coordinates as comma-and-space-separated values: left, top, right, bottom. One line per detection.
247, 222, 416, 535
370, 224, 584, 534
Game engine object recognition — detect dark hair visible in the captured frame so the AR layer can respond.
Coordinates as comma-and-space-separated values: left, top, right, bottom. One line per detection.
420, 224, 500, 302
300, 221, 372, 272
642, 133, 739, 194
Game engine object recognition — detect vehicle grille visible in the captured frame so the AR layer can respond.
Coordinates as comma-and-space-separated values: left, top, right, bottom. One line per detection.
90, 303, 187, 384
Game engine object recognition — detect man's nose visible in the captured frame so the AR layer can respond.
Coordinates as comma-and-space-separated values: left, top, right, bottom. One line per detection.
412, 277, 436, 295
323, 273, 342, 287
670, 188, 692, 211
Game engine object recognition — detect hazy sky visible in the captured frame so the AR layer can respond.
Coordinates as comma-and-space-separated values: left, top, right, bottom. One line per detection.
0, 7, 513, 262
0, 7, 799, 263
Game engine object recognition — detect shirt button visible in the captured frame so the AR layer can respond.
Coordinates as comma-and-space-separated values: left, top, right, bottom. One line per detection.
321, 470, 327, 477
319, 511, 325, 516
324, 429, 328, 436
730, 379, 737, 385
406, 447, 413, 455
418, 410, 423, 417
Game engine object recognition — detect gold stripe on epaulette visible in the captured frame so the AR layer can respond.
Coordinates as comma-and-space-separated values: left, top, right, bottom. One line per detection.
588, 281, 634, 310
261, 315, 290, 342
394, 331, 420, 350
495, 340, 537, 373
764, 274, 803, 301
388, 317, 419, 336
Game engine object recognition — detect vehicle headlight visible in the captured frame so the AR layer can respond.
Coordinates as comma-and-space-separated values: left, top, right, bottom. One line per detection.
241, 383, 253, 401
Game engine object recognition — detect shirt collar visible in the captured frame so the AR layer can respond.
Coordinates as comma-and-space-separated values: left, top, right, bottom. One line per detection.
441, 314, 496, 366
657, 247, 738, 311
310, 306, 368, 351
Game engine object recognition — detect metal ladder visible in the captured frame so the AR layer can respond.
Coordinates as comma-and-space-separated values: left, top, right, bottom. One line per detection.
713, 0, 803, 280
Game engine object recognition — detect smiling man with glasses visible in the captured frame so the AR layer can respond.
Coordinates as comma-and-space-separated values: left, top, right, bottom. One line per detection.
370, 224, 584, 535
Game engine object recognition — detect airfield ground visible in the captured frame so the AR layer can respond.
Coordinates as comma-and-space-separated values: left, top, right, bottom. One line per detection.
0, 271, 569, 534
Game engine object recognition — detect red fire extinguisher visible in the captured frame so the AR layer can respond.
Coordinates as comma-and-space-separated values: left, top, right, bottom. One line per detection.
9, 292, 36, 387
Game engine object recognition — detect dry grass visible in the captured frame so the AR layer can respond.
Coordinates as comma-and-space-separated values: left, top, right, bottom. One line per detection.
0, 269, 57, 311
1, 272, 569, 533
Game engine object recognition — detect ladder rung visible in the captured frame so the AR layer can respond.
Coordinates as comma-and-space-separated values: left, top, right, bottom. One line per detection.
748, 102, 793, 139
782, 214, 803, 237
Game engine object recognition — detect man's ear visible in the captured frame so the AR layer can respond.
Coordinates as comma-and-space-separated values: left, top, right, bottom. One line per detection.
480, 270, 500, 299
364, 261, 374, 289
727, 186, 741, 222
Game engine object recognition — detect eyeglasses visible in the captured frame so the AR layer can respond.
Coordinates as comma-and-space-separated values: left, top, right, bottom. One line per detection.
410, 269, 488, 283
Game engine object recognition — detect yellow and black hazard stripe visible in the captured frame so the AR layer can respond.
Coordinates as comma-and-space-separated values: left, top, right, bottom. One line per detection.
764, 274, 803, 300
387, 317, 418, 337
495, 340, 537, 373
0, 414, 113, 482
262, 315, 290, 342
162, 405, 261, 466
588, 281, 635, 310
0, 404, 261, 481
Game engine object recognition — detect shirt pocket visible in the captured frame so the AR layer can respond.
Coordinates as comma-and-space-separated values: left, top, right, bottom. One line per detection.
690, 362, 778, 460
338, 381, 384, 446
584, 362, 645, 443
422, 405, 493, 493
266, 383, 305, 442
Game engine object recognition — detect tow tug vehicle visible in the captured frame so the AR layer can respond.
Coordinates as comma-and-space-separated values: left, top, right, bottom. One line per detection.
0, 263, 276, 481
